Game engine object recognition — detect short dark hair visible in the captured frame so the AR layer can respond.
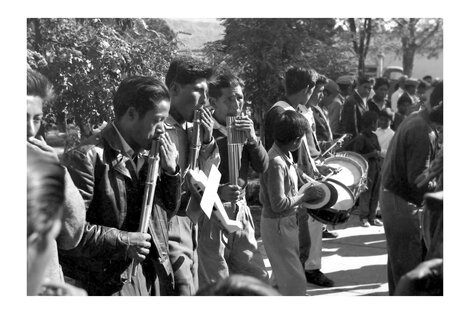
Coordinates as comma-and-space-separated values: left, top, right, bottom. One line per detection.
113, 76, 170, 119
165, 56, 213, 88
27, 68, 54, 102
378, 110, 393, 121
274, 110, 310, 144
361, 110, 378, 129
423, 75, 433, 81
285, 66, 318, 95
27, 146, 64, 240
357, 76, 374, 86
208, 72, 244, 99
374, 77, 389, 90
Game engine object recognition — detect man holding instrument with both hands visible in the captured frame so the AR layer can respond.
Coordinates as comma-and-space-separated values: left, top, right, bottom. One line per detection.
197, 73, 269, 289
59, 77, 181, 296
164, 56, 220, 296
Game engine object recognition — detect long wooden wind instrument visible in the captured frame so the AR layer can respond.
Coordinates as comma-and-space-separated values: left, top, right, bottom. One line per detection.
130, 132, 161, 276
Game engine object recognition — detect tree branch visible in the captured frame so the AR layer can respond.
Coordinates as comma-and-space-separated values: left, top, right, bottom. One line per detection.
416, 20, 442, 49
348, 18, 359, 53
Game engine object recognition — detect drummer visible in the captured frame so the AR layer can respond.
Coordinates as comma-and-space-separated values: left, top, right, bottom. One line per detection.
260, 110, 325, 295
351, 111, 383, 227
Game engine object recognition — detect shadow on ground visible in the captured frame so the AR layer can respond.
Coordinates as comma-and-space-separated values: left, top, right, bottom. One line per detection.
322, 233, 387, 258
307, 264, 388, 296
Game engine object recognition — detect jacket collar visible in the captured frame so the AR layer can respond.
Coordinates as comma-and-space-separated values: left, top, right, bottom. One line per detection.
100, 123, 135, 180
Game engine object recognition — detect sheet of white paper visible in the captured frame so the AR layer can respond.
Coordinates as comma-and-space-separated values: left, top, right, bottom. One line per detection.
200, 165, 222, 218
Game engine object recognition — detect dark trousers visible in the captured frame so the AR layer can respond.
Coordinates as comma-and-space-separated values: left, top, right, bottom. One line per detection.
380, 188, 424, 295
359, 162, 381, 221
64, 259, 173, 296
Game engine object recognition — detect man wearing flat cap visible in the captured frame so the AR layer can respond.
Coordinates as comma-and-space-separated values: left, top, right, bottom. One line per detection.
397, 78, 420, 114
330, 76, 354, 137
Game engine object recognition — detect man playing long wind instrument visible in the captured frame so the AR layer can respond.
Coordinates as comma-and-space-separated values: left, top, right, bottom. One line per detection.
59, 77, 181, 296
197, 73, 269, 289
164, 56, 220, 296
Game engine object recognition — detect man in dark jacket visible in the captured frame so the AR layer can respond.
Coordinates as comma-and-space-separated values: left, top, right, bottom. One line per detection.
340, 76, 374, 138
59, 76, 181, 296
380, 82, 443, 295
197, 73, 269, 288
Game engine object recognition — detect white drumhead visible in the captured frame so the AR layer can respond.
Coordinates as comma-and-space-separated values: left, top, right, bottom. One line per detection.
323, 156, 362, 188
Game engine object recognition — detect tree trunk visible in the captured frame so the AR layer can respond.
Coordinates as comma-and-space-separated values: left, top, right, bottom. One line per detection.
358, 53, 365, 77
402, 47, 415, 76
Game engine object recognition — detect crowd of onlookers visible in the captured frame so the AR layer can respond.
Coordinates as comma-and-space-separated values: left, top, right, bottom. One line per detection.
27, 59, 443, 296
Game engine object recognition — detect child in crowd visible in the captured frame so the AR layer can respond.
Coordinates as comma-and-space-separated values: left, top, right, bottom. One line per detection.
353, 111, 383, 227
374, 111, 395, 158
259, 110, 325, 296
392, 96, 412, 131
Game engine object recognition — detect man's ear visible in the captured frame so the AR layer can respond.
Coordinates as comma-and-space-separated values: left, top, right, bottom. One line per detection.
169, 82, 180, 97
27, 232, 40, 248
27, 232, 47, 253
209, 97, 216, 108
126, 106, 138, 121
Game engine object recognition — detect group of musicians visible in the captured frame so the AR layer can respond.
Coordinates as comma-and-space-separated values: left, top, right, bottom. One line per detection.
27, 55, 443, 296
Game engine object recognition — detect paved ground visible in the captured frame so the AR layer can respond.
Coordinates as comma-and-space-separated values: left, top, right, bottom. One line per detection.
254, 208, 389, 296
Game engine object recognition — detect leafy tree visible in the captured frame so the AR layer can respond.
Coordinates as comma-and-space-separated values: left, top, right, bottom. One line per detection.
203, 18, 355, 134
389, 18, 443, 76
27, 18, 178, 137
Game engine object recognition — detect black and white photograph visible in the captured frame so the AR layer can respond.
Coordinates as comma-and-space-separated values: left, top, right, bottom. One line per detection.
2, 0, 465, 311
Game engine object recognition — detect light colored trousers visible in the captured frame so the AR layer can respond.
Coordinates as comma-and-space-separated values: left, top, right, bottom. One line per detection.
297, 207, 323, 270
198, 200, 268, 288
261, 214, 306, 296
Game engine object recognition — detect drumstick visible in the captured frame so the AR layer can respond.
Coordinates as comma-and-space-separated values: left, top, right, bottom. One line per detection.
316, 134, 348, 160
321, 167, 341, 182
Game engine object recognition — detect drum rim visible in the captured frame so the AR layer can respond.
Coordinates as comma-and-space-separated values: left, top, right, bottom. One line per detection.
306, 178, 354, 225
335, 151, 369, 173
325, 178, 354, 199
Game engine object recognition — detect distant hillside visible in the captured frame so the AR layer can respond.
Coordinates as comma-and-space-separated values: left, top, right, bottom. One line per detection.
164, 18, 225, 50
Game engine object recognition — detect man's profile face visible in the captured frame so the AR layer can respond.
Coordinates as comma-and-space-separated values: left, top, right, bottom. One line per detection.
27, 96, 44, 139
308, 85, 325, 107
131, 99, 170, 150
212, 85, 244, 125
172, 78, 208, 122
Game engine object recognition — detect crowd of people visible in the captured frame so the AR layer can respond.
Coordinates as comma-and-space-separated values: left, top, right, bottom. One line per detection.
27, 56, 443, 296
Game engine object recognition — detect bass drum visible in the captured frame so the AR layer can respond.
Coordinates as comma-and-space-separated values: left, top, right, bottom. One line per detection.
335, 151, 368, 178
322, 156, 363, 199
305, 178, 355, 225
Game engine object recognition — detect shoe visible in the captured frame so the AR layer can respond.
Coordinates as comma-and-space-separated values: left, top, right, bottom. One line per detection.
360, 219, 370, 227
370, 218, 383, 226
305, 270, 334, 287
322, 229, 338, 238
